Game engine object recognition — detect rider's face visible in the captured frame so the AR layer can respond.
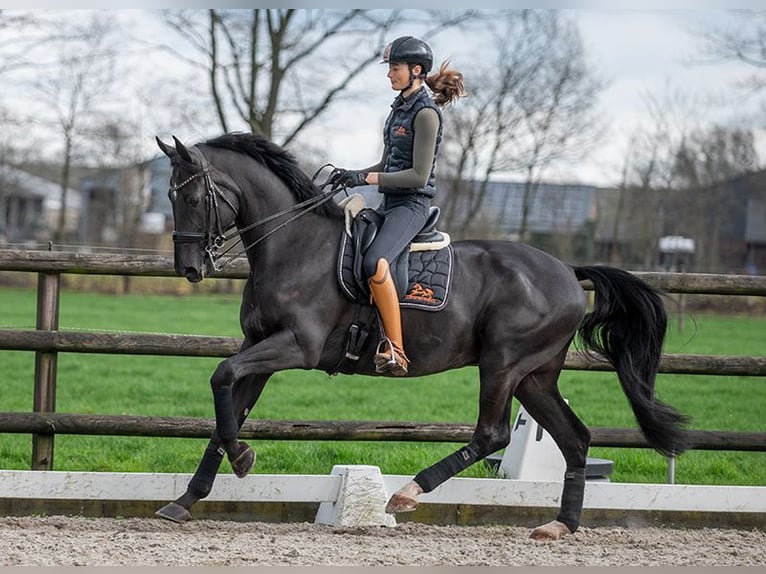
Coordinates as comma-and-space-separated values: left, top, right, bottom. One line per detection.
387, 62, 415, 91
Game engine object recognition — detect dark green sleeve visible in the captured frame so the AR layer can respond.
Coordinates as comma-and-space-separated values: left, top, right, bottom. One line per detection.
378, 108, 439, 189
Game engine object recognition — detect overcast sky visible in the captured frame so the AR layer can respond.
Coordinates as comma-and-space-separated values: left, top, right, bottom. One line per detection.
284, 9, 766, 186
563, 10, 764, 185
310, 9, 764, 187
2, 9, 763, 188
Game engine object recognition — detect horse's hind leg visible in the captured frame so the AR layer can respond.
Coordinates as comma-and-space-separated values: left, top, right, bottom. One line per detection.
513, 357, 591, 541
155, 373, 270, 523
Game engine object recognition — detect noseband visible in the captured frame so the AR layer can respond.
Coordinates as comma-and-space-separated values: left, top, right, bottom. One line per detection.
170, 147, 342, 272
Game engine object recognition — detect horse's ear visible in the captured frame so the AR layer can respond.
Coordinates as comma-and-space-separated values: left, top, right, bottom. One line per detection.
172, 135, 194, 163
156, 136, 176, 159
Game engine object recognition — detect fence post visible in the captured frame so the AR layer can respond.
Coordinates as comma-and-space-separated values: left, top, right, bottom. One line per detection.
32, 271, 60, 470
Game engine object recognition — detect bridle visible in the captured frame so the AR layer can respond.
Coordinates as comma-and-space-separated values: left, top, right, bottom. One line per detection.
169, 161, 237, 269
169, 147, 343, 272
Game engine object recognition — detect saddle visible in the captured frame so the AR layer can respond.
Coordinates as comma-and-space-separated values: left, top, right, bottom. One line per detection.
337, 194, 453, 312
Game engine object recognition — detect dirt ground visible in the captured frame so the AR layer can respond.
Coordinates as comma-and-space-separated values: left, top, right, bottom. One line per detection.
0, 515, 763, 566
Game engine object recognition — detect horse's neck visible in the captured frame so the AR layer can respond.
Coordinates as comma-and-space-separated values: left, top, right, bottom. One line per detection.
238, 197, 342, 269
230, 160, 343, 269
237, 177, 294, 224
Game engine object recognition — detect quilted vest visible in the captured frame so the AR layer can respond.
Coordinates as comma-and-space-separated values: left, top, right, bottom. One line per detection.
381, 87, 443, 198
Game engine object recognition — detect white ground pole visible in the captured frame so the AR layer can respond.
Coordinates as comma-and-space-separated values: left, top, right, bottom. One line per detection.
0, 469, 764, 527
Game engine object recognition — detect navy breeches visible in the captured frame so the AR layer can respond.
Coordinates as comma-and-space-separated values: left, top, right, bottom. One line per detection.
362, 194, 429, 280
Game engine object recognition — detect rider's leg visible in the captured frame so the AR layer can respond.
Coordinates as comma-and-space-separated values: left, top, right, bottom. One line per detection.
368, 258, 409, 376
362, 201, 427, 376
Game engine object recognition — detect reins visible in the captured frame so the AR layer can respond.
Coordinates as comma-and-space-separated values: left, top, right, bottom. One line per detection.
214, 170, 342, 269
171, 152, 345, 272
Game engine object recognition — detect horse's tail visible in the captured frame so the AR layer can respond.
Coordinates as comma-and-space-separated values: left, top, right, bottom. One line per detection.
573, 265, 689, 456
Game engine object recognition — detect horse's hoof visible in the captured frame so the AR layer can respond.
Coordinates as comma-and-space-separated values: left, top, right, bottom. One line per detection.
155, 501, 193, 524
385, 492, 419, 514
230, 442, 256, 478
530, 520, 572, 541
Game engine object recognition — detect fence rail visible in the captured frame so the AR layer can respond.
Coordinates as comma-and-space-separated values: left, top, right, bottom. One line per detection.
3, 249, 766, 294
0, 329, 764, 375
1, 249, 765, 471
1, 412, 763, 452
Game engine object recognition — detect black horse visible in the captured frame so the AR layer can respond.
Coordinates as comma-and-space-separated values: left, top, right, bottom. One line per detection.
155, 132, 688, 540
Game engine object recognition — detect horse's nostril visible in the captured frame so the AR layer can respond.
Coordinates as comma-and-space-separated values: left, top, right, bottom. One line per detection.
183, 267, 203, 283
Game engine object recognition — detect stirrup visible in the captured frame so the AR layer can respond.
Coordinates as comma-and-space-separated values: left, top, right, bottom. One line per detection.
374, 337, 409, 376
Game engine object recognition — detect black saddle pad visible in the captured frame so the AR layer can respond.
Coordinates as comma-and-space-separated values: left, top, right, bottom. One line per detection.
337, 233, 453, 311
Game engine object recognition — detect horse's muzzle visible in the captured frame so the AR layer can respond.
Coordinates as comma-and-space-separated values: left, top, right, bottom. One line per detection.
174, 242, 208, 283
181, 266, 205, 283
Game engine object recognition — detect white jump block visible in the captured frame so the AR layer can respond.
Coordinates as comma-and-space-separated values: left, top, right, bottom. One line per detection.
314, 465, 396, 528
498, 404, 566, 481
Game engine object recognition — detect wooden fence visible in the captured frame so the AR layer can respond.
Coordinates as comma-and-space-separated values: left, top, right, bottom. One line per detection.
1, 249, 765, 471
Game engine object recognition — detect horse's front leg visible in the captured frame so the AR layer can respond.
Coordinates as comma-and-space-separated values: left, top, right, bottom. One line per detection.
155, 373, 270, 523
210, 330, 309, 477
387, 363, 516, 515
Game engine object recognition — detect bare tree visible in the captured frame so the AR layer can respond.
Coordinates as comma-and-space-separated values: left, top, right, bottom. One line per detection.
157, 9, 478, 147
26, 13, 119, 242
438, 74, 502, 236
510, 13, 603, 243
670, 126, 758, 271
692, 10, 766, 129
601, 138, 634, 265
95, 120, 153, 247
696, 10, 766, 94
601, 84, 705, 269
440, 10, 603, 242
624, 139, 664, 270
0, 11, 51, 76
0, 130, 19, 243
0, 11, 60, 244
608, 78, 759, 272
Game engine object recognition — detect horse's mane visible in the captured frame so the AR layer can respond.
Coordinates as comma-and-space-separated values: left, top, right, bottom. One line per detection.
204, 132, 343, 219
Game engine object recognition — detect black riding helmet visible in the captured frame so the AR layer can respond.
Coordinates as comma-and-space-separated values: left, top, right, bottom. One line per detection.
381, 36, 434, 77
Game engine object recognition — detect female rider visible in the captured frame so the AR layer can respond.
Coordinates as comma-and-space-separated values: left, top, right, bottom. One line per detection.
330, 36, 465, 376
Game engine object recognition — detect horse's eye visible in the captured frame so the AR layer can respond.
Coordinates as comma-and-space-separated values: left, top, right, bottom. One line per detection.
187, 195, 201, 208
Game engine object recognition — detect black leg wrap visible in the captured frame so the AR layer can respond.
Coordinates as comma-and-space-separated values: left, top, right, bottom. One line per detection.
212, 386, 238, 445
186, 440, 225, 501
555, 466, 586, 533
414, 445, 479, 493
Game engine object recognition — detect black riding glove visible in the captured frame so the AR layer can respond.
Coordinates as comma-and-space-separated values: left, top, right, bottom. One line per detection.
330, 169, 368, 190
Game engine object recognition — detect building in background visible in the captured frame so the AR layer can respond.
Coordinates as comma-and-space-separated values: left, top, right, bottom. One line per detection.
2, 153, 763, 275
595, 170, 766, 274
0, 165, 81, 245
78, 156, 171, 252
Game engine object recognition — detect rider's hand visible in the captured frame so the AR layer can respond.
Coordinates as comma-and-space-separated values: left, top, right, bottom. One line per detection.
330, 169, 368, 190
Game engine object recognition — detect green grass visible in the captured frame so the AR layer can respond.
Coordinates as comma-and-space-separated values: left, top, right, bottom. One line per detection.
0, 285, 764, 485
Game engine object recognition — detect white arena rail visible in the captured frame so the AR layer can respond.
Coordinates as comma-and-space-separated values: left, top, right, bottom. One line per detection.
1, 467, 764, 528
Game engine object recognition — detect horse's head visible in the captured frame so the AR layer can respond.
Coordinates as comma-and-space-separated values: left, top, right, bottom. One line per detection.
157, 136, 240, 282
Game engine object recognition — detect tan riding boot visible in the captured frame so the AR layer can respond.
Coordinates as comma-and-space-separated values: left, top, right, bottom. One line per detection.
368, 258, 410, 376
